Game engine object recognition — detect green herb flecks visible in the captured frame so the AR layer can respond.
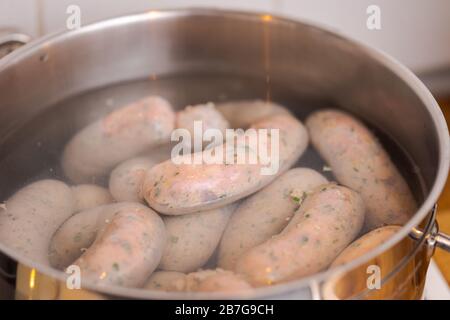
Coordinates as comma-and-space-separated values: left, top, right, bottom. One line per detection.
291, 191, 307, 207
73, 232, 82, 243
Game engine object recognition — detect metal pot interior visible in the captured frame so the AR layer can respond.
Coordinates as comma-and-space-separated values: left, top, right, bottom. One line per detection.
0, 9, 448, 299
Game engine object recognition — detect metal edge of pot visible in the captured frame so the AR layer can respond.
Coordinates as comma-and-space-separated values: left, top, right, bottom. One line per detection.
0, 8, 448, 299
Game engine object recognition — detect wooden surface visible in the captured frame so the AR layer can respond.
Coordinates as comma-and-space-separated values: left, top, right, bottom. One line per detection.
435, 96, 450, 285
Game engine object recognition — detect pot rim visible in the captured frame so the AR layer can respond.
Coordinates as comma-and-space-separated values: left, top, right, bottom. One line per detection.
0, 8, 448, 299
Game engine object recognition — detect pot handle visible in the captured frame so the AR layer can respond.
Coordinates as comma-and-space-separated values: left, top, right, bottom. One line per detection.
434, 232, 450, 251
410, 204, 450, 252
0, 29, 31, 59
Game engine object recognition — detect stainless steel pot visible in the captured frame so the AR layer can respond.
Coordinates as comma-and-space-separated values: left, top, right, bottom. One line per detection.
0, 8, 449, 300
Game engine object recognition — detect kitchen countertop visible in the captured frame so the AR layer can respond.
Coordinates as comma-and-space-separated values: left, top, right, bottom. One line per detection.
435, 96, 450, 285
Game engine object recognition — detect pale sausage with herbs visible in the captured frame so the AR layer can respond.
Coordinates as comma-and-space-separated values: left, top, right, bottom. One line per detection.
235, 184, 365, 286
160, 204, 236, 272
218, 168, 328, 270
142, 113, 308, 215
330, 225, 401, 267
0, 180, 75, 265
306, 109, 416, 230
73, 206, 166, 287
62, 96, 175, 183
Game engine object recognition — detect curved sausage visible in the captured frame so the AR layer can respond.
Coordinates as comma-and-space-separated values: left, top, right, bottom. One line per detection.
218, 168, 328, 270
142, 114, 308, 215
49, 202, 149, 270
71, 184, 113, 212
216, 100, 290, 128
330, 225, 401, 267
0, 180, 75, 265
160, 204, 236, 272
306, 109, 416, 230
73, 206, 166, 287
62, 96, 175, 183
235, 184, 365, 286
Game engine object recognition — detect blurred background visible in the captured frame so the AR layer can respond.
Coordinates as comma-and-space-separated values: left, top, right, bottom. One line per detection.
1, 0, 450, 292
1, 0, 450, 73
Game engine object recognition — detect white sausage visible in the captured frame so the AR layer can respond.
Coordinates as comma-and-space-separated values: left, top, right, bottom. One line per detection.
176, 102, 229, 149
109, 103, 228, 203
73, 206, 166, 287
71, 184, 113, 212
108, 144, 172, 203
142, 114, 308, 214
218, 168, 328, 270
49, 202, 148, 270
144, 269, 251, 293
195, 272, 252, 293
144, 271, 187, 291
330, 225, 401, 267
0, 180, 75, 265
109, 157, 162, 203
216, 100, 290, 128
160, 204, 236, 272
235, 184, 365, 286
306, 109, 416, 230
62, 96, 175, 183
